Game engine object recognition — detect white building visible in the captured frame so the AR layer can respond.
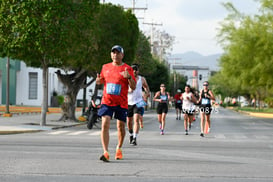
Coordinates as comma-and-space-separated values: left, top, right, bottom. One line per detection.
171, 64, 210, 91
0, 59, 95, 107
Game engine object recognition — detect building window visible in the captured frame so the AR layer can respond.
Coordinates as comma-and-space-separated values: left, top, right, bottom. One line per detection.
29, 72, 38, 99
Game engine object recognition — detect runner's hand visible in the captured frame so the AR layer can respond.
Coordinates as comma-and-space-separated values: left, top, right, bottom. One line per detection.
123, 67, 131, 79
96, 73, 101, 84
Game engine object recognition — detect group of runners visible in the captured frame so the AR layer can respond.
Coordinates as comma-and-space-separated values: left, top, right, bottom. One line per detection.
96, 45, 215, 162
173, 83, 215, 137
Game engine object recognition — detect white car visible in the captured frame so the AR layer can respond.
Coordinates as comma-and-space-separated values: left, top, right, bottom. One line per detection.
241, 101, 249, 107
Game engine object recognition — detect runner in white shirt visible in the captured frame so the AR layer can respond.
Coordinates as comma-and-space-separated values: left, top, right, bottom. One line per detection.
181, 85, 198, 135
127, 64, 150, 145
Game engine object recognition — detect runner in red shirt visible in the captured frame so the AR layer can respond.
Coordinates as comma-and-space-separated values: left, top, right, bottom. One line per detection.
174, 89, 183, 120
100, 62, 134, 109
96, 45, 136, 162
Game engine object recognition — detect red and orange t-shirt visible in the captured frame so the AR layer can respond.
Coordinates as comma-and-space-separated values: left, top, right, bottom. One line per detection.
174, 93, 182, 104
100, 63, 135, 109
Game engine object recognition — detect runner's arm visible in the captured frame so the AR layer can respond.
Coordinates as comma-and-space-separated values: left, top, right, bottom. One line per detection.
153, 91, 161, 102
142, 77, 150, 97
208, 90, 215, 100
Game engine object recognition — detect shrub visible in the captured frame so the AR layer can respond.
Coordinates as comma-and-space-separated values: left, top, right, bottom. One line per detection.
57, 95, 64, 106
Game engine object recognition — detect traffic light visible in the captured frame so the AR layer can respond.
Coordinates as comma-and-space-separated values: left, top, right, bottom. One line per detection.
199, 74, 202, 80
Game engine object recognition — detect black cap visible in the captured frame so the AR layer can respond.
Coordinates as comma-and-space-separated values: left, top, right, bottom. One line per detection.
131, 64, 139, 71
111, 45, 124, 54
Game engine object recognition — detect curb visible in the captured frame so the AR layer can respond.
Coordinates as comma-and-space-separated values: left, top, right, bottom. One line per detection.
51, 122, 87, 130
0, 122, 87, 135
0, 130, 42, 135
237, 110, 273, 119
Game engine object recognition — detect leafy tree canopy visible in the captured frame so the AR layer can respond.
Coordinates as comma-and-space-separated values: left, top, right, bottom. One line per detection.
215, 0, 273, 102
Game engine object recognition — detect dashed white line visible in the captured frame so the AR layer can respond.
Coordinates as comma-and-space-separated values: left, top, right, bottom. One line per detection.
67, 131, 89, 135
48, 130, 70, 135
214, 134, 226, 139
255, 135, 270, 139
88, 131, 101, 136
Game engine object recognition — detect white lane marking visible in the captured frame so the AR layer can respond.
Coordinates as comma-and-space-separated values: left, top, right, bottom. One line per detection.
255, 135, 270, 139
88, 131, 101, 136
67, 131, 89, 135
48, 130, 70, 135
214, 134, 226, 139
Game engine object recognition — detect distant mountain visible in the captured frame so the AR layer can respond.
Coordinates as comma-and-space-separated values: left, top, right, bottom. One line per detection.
168, 51, 222, 71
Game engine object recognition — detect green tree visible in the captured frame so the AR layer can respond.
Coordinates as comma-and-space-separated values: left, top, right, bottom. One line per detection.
0, 0, 89, 125
132, 31, 155, 75
0, 1, 140, 122
146, 59, 170, 92
216, 0, 273, 106
53, 0, 101, 121
93, 3, 139, 67
55, 3, 139, 121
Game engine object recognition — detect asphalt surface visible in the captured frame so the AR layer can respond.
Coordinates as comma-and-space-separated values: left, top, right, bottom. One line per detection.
0, 107, 272, 135
0, 107, 273, 182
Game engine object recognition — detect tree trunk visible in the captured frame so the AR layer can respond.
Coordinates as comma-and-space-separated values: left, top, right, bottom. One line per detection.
41, 65, 48, 126
59, 91, 77, 122
55, 69, 95, 122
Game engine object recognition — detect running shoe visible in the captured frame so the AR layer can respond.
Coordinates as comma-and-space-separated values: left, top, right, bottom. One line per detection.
200, 133, 204, 137
185, 130, 188, 135
129, 135, 133, 144
176, 117, 178, 120
140, 124, 144, 129
159, 124, 162, 130
160, 130, 164, 135
115, 148, 123, 160
99, 151, 110, 162
131, 138, 137, 146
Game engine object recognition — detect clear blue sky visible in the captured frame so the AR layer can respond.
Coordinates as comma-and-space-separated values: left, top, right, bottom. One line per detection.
102, 0, 260, 56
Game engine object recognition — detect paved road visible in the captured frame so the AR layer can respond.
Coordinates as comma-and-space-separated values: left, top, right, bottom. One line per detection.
0, 108, 272, 182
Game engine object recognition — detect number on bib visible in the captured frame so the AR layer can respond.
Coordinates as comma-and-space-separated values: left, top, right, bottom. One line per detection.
106, 83, 121, 95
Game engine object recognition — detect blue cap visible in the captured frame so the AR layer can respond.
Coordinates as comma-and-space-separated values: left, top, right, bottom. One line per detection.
111, 45, 124, 54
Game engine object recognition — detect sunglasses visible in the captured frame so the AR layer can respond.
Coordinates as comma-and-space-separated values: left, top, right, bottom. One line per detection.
203, 84, 208, 86
160, 86, 165, 87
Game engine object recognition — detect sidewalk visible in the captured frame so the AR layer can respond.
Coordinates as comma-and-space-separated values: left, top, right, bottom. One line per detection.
0, 111, 85, 134
226, 106, 273, 119
238, 110, 273, 118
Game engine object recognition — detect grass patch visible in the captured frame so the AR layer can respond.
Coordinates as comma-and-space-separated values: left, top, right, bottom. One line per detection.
235, 107, 273, 113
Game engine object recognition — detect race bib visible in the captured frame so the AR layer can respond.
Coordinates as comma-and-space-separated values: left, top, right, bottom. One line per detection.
160, 95, 167, 101
201, 98, 210, 105
176, 100, 182, 104
106, 83, 121, 95
136, 100, 147, 108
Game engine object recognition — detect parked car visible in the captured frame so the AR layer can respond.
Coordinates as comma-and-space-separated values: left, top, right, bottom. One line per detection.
241, 101, 249, 107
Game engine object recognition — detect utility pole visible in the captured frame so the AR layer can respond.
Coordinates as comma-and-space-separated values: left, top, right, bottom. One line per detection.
124, 0, 147, 16
4, 57, 12, 117
169, 58, 182, 94
142, 22, 163, 53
